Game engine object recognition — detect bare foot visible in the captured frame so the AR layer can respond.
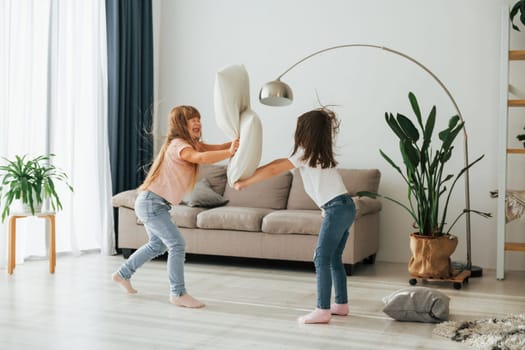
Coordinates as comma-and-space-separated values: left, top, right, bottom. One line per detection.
169, 294, 205, 308
330, 303, 349, 316
112, 272, 137, 294
298, 308, 331, 324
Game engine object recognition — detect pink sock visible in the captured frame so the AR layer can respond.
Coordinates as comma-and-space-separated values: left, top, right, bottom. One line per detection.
297, 308, 331, 324
330, 303, 349, 316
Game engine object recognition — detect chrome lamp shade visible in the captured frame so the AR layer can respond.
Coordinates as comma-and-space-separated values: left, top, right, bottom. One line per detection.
258, 80, 293, 106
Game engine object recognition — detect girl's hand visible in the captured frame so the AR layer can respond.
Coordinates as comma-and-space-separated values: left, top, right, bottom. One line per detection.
233, 181, 245, 191
229, 138, 240, 156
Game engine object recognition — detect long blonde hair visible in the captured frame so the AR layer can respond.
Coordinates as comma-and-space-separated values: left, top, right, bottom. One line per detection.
139, 105, 201, 191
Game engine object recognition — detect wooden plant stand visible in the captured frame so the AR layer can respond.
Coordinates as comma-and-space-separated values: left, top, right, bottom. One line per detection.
409, 269, 471, 290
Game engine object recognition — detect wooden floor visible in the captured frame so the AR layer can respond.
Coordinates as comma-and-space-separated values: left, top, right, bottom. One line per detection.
0, 253, 524, 350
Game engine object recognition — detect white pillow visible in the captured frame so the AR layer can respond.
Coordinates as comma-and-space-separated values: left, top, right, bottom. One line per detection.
214, 64, 250, 139
227, 109, 262, 186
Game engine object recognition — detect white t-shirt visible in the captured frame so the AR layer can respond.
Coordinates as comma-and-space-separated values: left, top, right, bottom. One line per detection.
288, 151, 348, 207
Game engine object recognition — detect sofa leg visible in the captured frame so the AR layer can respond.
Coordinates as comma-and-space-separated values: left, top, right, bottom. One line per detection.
344, 264, 354, 276
363, 254, 376, 265
121, 248, 135, 259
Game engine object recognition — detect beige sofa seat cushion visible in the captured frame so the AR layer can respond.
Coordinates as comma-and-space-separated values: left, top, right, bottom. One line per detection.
197, 206, 274, 232
262, 210, 322, 236
170, 205, 208, 228
286, 169, 381, 210
263, 198, 382, 236
223, 172, 292, 209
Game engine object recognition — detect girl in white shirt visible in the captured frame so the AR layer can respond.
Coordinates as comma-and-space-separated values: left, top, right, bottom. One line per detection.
234, 108, 356, 324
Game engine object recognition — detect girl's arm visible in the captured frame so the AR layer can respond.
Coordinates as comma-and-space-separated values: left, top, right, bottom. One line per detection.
181, 138, 239, 164
198, 141, 231, 151
233, 158, 294, 190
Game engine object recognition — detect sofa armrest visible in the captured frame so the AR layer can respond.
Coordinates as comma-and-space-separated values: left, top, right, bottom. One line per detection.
353, 196, 382, 218
112, 189, 139, 209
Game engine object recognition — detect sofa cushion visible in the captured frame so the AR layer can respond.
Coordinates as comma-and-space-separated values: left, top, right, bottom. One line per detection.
286, 170, 317, 210
182, 178, 229, 208
262, 210, 322, 236
197, 206, 274, 232
198, 164, 227, 196
170, 205, 207, 228
112, 189, 138, 209
223, 172, 292, 209
286, 168, 381, 210
111, 167, 227, 210
339, 169, 381, 195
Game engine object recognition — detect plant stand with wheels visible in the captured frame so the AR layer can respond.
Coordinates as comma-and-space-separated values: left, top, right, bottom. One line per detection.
409, 269, 471, 290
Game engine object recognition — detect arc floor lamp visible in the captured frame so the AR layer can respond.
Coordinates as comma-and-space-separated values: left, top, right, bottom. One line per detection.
259, 43, 482, 277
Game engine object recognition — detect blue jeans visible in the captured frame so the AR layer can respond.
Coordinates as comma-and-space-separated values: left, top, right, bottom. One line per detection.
117, 191, 187, 297
315, 194, 356, 309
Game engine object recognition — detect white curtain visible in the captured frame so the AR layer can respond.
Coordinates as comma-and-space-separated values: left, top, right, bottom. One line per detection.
0, 0, 114, 269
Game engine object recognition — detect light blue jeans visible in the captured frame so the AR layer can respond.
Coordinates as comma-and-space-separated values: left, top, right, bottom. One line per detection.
315, 193, 356, 309
116, 191, 187, 297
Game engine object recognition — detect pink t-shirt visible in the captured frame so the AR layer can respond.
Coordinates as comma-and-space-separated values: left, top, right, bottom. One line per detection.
147, 138, 196, 205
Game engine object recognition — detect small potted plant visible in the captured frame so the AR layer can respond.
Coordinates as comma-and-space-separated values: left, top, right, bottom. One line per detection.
0, 154, 73, 222
511, 0, 525, 31
517, 127, 525, 147
358, 92, 490, 279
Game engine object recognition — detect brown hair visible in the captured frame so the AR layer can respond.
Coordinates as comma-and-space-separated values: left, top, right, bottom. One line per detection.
291, 108, 340, 168
139, 105, 201, 191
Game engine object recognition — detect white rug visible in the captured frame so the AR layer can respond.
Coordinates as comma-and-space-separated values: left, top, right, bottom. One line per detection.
433, 314, 525, 350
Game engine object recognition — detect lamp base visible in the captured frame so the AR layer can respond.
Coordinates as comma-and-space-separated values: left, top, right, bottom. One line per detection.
452, 261, 483, 278
470, 265, 483, 278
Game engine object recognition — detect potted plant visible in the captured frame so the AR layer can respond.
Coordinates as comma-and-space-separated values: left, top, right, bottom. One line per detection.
0, 154, 73, 222
516, 127, 525, 147
357, 92, 490, 278
511, 0, 525, 31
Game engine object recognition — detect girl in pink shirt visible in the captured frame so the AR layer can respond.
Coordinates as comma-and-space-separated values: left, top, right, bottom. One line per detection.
113, 105, 239, 308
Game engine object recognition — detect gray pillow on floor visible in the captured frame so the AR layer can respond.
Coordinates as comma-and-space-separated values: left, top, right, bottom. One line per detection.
382, 287, 450, 323
182, 178, 229, 208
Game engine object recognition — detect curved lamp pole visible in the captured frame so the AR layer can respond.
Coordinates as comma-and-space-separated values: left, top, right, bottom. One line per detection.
259, 43, 479, 276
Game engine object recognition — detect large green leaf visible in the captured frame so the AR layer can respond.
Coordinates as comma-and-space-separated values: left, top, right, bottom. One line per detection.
400, 140, 420, 169
511, 1, 521, 31
421, 106, 436, 153
385, 112, 409, 140
396, 113, 419, 142
408, 92, 423, 128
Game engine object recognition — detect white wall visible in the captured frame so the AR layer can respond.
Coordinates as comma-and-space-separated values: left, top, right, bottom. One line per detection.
155, 0, 525, 271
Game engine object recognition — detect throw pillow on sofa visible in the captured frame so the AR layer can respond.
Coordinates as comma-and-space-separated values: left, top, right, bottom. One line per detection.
182, 178, 229, 208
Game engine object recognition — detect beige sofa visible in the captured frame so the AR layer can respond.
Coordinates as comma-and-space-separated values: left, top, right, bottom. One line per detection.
112, 165, 382, 274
